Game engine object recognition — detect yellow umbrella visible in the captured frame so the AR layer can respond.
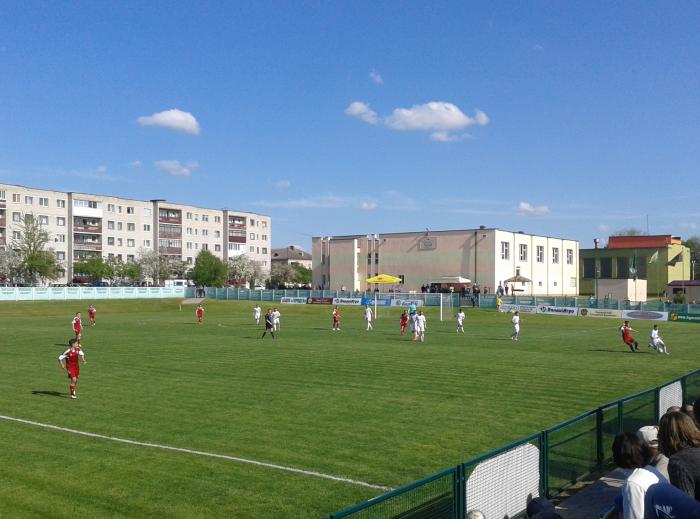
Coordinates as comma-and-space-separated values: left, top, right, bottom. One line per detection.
366, 274, 402, 284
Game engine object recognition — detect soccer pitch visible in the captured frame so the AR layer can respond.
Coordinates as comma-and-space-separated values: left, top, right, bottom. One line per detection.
1, 299, 698, 518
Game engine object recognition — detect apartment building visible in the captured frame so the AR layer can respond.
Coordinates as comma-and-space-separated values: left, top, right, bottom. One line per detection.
0, 183, 271, 283
312, 227, 579, 296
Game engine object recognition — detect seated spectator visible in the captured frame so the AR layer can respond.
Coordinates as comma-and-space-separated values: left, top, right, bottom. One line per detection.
526, 496, 562, 518
637, 425, 669, 480
466, 511, 485, 519
683, 403, 695, 422
667, 405, 682, 414
658, 411, 700, 500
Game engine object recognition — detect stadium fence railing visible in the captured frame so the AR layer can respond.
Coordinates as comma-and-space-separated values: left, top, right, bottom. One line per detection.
0, 285, 186, 301
325, 369, 700, 519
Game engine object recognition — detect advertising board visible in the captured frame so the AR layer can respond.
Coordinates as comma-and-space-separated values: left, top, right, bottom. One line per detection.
578, 308, 623, 319
622, 310, 669, 321
536, 305, 577, 316
332, 297, 363, 306
670, 313, 700, 323
281, 297, 308, 304
307, 297, 334, 305
361, 298, 391, 306
390, 299, 424, 307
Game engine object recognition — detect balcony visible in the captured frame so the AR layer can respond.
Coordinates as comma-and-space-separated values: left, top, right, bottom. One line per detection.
228, 223, 246, 230
158, 246, 182, 255
0, 216, 6, 227
73, 223, 102, 233
159, 215, 182, 225
228, 236, 246, 243
0, 237, 5, 246
158, 230, 182, 239
73, 241, 102, 251
0, 201, 5, 209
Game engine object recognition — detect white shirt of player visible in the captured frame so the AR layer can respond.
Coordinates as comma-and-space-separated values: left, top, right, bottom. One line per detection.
272, 310, 281, 329
415, 314, 426, 331
512, 314, 520, 329
364, 307, 373, 321
456, 311, 465, 325
254, 306, 261, 318
650, 328, 660, 342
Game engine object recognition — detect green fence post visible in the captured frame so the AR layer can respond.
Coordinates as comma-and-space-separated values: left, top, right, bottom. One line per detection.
454, 464, 465, 519
541, 430, 550, 498
617, 401, 624, 434
596, 407, 604, 474
654, 387, 660, 422
682, 375, 688, 403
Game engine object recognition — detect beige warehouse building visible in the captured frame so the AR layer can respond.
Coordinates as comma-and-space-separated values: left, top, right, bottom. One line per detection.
0, 183, 271, 284
312, 227, 579, 296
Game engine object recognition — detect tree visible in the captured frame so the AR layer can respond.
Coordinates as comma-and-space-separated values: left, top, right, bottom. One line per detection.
291, 264, 312, 285
190, 250, 227, 287
270, 263, 295, 288
227, 254, 260, 287
685, 236, 700, 281
105, 256, 143, 284
13, 214, 61, 284
613, 228, 644, 236
138, 249, 168, 284
0, 247, 21, 284
73, 256, 113, 283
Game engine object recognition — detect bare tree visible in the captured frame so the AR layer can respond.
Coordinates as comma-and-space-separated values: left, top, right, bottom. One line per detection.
12, 214, 61, 284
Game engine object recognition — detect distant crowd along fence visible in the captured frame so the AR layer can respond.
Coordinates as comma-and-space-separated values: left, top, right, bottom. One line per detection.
325, 368, 700, 519
196, 288, 462, 308
476, 294, 700, 324
0, 286, 187, 301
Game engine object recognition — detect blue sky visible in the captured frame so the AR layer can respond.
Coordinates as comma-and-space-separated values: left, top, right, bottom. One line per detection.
1, 2, 699, 250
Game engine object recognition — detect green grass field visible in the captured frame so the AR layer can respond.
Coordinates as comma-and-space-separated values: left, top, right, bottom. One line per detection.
1, 299, 698, 518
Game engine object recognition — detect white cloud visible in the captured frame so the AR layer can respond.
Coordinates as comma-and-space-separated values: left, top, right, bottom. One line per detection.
273, 179, 291, 191
94, 165, 108, 174
430, 131, 473, 142
344, 102, 379, 125
129, 160, 143, 168
369, 69, 384, 85
515, 201, 550, 216
137, 109, 201, 135
155, 160, 199, 177
474, 109, 489, 126
360, 201, 379, 210
598, 224, 611, 233
385, 102, 484, 132
256, 195, 353, 209
680, 222, 698, 231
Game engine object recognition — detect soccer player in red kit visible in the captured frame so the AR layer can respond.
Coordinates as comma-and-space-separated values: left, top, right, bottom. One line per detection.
58, 339, 87, 399
332, 306, 341, 331
72, 312, 82, 339
620, 320, 639, 352
196, 304, 204, 324
400, 310, 409, 336
88, 304, 96, 326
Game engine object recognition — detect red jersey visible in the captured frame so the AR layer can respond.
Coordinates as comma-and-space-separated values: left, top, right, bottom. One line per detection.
72, 317, 82, 333
60, 348, 84, 375
332, 309, 340, 321
88, 308, 96, 318
400, 314, 408, 325
196, 307, 204, 318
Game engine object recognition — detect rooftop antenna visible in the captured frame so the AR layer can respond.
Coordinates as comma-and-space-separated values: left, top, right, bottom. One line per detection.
646, 214, 649, 235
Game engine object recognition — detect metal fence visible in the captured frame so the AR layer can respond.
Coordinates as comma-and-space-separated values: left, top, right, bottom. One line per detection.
0, 285, 186, 301
476, 294, 700, 314
327, 369, 700, 519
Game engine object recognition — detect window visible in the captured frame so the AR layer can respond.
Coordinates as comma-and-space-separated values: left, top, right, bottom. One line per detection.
73, 199, 99, 209
186, 227, 193, 235
262, 247, 267, 254
57, 199, 66, 208
127, 223, 135, 231
56, 216, 66, 226
143, 240, 151, 248
187, 257, 193, 264
202, 215, 209, 222
215, 230, 220, 238
202, 243, 208, 251
214, 216, 221, 223
583, 258, 596, 278
553, 281, 558, 287
118, 205, 122, 213
519, 244, 528, 262
194, 229, 198, 236
186, 242, 193, 249
127, 254, 135, 263
261, 234, 268, 241
39, 197, 49, 207
56, 251, 65, 261
186, 212, 193, 220
616, 257, 629, 279
202, 229, 208, 236
552, 247, 560, 264
127, 207, 134, 214
536, 246, 544, 263
12, 212, 21, 222
107, 203, 115, 212
250, 218, 255, 226
214, 244, 221, 252
13, 231, 21, 240
194, 213, 199, 221
262, 221, 267, 228
25, 196, 33, 205
566, 249, 574, 265
24, 214, 33, 224
249, 246, 255, 253
570, 277, 577, 288
228, 243, 241, 251
12, 193, 20, 203
107, 237, 115, 246
127, 239, 135, 247
117, 238, 123, 246
0, 190, 5, 200
249, 233, 255, 240
500, 241, 510, 260
55, 234, 66, 242
144, 224, 151, 231
117, 222, 123, 231
195, 243, 199, 250
107, 221, 115, 230
38, 215, 49, 225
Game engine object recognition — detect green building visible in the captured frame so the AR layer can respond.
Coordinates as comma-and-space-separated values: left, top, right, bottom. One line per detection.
580, 235, 691, 297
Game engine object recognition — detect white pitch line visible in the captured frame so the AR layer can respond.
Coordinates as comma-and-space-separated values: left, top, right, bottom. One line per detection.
0, 414, 392, 492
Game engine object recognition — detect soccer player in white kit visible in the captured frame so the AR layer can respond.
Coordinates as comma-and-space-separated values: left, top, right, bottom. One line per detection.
253, 304, 261, 326
456, 308, 465, 333
364, 305, 373, 330
272, 308, 281, 331
414, 310, 427, 342
649, 324, 668, 354
511, 311, 520, 341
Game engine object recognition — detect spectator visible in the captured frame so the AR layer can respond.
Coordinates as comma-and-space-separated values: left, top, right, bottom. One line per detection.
667, 406, 682, 414
606, 432, 658, 518
637, 425, 669, 480
683, 403, 695, 422
466, 511, 485, 519
526, 496, 562, 518
658, 411, 700, 500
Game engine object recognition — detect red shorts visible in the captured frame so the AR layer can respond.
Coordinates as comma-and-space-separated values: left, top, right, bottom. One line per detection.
67, 369, 79, 379
623, 337, 635, 345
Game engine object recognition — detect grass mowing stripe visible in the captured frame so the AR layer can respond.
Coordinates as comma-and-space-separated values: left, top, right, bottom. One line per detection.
0, 414, 393, 492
